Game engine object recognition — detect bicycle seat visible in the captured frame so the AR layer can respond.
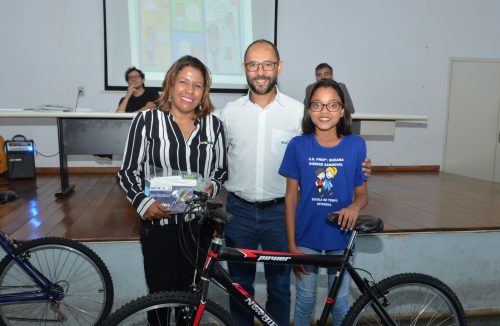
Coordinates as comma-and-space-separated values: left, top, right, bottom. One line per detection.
326, 213, 383, 233
355, 215, 384, 233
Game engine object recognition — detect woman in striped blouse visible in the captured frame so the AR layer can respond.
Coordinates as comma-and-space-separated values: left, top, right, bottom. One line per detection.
118, 55, 228, 322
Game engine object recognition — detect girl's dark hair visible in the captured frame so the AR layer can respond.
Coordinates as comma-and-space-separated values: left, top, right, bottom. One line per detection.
155, 55, 214, 119
302, 79, 352, 137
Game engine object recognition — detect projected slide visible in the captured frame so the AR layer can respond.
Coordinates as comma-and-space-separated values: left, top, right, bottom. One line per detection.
105, 0, 277, 91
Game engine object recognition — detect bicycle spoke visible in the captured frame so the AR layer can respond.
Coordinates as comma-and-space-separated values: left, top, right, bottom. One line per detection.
343, 274, 465, 325
0, 237, 113, 325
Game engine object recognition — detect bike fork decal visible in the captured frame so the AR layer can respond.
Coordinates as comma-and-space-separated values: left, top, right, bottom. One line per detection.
193, 301, 206, 326
243, 297, 277, 326
233, 283, 277, 326
326, 296, 335, 304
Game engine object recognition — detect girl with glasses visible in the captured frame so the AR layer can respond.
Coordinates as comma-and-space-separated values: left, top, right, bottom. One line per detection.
279, 79, 368, 325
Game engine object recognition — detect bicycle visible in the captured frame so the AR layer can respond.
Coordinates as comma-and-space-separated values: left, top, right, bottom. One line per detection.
0, 230, 114, 325
103, 191, 466, 325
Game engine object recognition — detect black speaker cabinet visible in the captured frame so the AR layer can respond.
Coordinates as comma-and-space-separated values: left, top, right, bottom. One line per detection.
5, 140, 36, 179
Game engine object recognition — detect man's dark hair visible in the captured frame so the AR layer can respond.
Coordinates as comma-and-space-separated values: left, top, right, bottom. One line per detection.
315, 63, 333, 73
124, 67, 145, 82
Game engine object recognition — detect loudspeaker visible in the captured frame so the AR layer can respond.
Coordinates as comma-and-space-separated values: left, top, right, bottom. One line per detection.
5, 137, 36, 179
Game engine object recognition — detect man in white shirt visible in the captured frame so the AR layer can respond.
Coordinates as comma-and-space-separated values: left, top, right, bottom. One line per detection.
219, 39, 299, 326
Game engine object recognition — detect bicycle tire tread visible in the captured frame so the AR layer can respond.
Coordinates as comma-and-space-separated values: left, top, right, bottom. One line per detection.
103, 291, 236, 325
342, 272, 466, 325
0, 237, 114, 325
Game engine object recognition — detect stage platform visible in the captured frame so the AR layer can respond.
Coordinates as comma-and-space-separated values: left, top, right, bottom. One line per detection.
1, 171, 499, 321
1, 171, 499, 241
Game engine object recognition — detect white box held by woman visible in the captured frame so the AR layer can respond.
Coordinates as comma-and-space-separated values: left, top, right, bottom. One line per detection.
145, 169, 204, 214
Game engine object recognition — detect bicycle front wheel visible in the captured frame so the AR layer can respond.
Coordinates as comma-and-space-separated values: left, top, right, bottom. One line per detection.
103, 291, 236, 325
0, 237, 114, 325
343, 273, 466, 326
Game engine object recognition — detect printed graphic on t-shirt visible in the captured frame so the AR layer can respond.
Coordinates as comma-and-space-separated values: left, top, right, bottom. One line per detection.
310, 156, 344, 207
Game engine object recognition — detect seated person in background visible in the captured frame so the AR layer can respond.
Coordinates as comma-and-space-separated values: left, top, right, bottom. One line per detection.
116, 67, 159, 112
304, 63, 355, 113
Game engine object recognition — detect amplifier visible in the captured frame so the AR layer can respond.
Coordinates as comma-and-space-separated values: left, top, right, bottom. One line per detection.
5, 139, 36, 179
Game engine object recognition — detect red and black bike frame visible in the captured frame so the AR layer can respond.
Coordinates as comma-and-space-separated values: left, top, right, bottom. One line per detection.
192, 228, 397, 326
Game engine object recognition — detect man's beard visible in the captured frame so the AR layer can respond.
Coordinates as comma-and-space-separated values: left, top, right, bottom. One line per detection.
246, 74, 278, 95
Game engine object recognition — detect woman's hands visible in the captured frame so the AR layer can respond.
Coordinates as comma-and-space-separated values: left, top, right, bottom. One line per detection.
143, 182, 213, 221
204, 182, 214, 197
144, 201, 171, 220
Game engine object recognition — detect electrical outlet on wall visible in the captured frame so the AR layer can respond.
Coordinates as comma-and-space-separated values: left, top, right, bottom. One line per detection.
78, 86, 85, 97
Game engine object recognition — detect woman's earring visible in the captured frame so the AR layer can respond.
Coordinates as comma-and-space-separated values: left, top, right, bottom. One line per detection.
168, 95, 172, 102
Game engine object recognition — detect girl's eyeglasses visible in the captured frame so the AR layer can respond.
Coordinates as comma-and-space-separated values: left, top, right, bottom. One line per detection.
309, 101, 343, 112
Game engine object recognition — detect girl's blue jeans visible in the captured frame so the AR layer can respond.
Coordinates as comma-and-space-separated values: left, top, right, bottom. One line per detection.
293, 247, 352, 326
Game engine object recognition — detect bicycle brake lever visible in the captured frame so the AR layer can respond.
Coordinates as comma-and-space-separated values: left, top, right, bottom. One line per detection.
197, 213, 207, 225
211, 208, 234, 224
193, 191, 208, 201
207, 201, 223, 210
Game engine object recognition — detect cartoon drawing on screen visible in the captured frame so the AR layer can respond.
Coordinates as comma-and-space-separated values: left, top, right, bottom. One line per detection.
185, 1, 201, 24
315, 168, 326, 197
175, 2, 186, 30
324, 166, 337, 196
140, 0, 160, 11
221, 12, 234, 61
145, 26, 155, 65
207, 24, 220, 71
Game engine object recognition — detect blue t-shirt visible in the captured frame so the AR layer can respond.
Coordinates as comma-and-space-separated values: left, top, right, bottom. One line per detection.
279, 133, 367, 250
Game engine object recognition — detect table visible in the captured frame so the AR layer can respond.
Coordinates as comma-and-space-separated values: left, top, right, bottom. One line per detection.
55, 113, 136, 197
0, 111, 136, 197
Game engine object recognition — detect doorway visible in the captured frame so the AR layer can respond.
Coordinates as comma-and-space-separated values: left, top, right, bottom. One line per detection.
444, 59, 500, 182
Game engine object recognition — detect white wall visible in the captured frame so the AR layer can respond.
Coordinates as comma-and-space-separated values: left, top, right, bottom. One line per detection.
277, 0, 500, 166
1, 0, 500, 167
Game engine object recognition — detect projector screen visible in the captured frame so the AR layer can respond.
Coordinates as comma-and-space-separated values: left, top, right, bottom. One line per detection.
104, 0, 278, 93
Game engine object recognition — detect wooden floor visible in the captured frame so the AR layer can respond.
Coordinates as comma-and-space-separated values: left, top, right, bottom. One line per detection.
1, 171, 499, 242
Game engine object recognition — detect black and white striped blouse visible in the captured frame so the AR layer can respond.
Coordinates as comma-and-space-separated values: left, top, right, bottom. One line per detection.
118, 108, 228, 217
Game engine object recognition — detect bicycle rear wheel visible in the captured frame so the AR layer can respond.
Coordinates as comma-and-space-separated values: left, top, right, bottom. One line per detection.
0, 237, 113, 325
103, 291, 236, 325
342, 273, 466, 325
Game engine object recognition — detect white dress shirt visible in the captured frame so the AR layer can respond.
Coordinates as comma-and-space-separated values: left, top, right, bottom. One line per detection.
218, 88, 303, 202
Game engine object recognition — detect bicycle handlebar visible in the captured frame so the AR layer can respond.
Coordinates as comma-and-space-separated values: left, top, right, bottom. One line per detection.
209, 207, 234, 224
189, 191, 234, 225
189, 192, 382, 233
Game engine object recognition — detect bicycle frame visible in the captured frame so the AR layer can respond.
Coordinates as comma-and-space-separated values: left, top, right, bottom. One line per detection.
192, 224, 397, 326
0, 232, 61, 304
